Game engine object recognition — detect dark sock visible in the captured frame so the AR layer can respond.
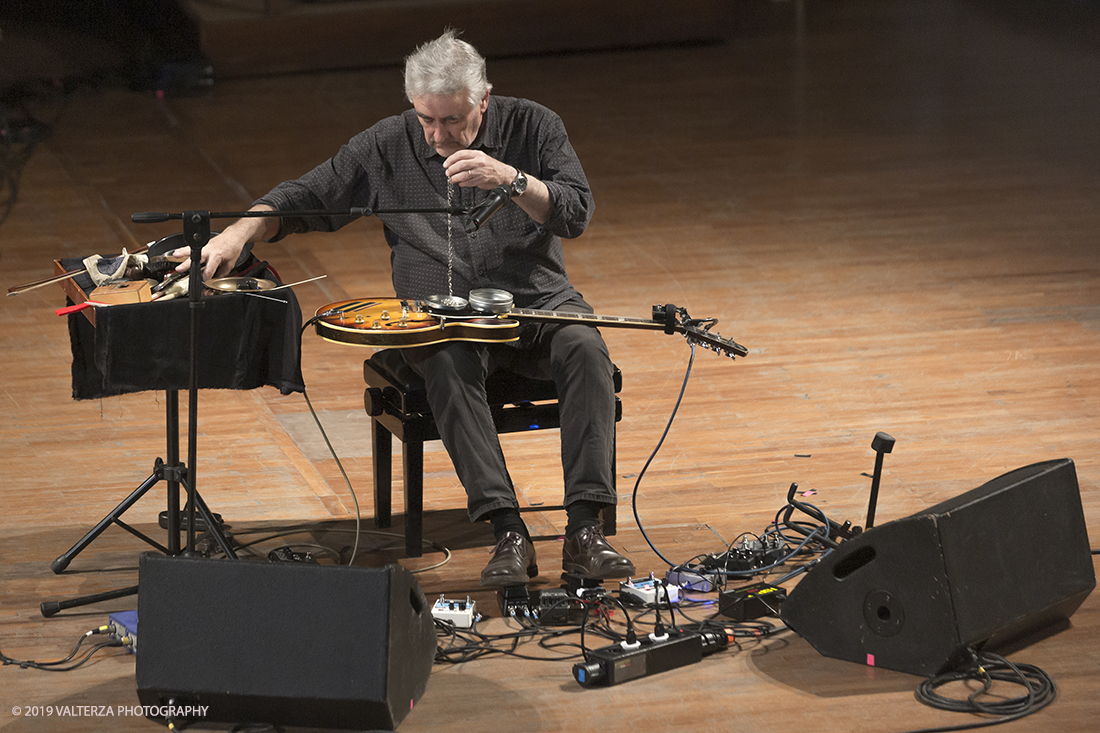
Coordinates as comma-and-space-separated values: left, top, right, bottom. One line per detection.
485, 507, 530, 541
565, 500, 603, 539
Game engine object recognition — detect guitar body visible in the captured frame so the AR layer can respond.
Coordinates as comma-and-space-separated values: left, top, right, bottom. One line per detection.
313, 298, 519, 348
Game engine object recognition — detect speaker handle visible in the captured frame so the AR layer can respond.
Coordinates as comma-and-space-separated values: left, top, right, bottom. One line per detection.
865, 432, 896, 528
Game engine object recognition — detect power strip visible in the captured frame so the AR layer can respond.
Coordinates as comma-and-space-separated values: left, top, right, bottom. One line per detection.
573, 628, 732, 686
432, 595, 477, 629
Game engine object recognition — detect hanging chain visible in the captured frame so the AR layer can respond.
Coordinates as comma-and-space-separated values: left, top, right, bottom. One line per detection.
446, 177, 455, 299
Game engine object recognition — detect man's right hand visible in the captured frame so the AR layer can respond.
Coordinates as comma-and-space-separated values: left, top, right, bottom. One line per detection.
169, 205, 278, 282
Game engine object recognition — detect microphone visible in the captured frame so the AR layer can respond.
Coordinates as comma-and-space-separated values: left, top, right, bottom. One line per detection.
464, 186, 511, 233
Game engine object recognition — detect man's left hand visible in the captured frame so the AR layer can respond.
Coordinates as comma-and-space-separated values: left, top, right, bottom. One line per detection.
444, 150, 552, 224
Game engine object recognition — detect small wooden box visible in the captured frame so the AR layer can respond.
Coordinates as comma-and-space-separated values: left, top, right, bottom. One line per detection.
55, 259, 94, 325
91, 279, 153, 305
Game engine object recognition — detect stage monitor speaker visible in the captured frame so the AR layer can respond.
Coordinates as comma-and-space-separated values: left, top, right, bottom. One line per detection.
780, 458, 1094, 676
136, 554, 435, 730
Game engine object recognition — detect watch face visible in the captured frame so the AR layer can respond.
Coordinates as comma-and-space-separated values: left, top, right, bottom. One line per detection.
512, 171, 528, 195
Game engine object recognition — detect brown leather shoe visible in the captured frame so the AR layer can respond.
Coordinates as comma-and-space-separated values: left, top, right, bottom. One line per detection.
562, 524, 635, 579
479, 531, 538, 587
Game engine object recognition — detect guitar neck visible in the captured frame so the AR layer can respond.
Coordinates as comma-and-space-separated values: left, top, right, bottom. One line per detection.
509, 308, 667, 331
508, 305, 748, 358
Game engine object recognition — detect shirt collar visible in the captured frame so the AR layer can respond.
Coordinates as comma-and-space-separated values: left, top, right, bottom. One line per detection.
477, 95, 502, 152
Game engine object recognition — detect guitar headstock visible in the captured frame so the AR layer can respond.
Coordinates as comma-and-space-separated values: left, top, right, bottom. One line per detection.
680, 323, 749, 358
652, 303, 749, 359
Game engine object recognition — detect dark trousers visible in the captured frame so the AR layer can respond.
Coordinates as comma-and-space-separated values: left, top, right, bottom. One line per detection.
399, 299, 617, 522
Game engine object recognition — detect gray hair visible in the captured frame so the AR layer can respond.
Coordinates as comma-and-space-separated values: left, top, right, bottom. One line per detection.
404, 29, 492, 107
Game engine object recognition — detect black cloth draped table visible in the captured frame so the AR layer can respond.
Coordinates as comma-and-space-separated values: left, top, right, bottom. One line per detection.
60, 257, 305, 399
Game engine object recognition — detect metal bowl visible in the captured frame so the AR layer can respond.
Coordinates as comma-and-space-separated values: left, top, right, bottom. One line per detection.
205, 277, 278, 292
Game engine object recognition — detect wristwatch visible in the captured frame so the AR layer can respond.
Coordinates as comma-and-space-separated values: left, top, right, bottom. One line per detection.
509, 169, 528, 197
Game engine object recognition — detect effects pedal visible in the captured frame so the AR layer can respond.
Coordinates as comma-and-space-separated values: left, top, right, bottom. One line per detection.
619, 575, 680, 605
108, 610, 139, 654
536, 588, 591, 626
267, 546, 318, 563
666, 566, 715, 592
702, 535, 788, 573
497, 584, 533, 619
432, 595, 478, 628
561, 571, 609, 600
718, 582, 787, 621
496, 586, 594, 626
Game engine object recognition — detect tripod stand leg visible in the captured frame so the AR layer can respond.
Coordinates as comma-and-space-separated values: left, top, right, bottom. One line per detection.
179, 480, 238, 559
51, 471, 162, 574
40, 585, 139, 618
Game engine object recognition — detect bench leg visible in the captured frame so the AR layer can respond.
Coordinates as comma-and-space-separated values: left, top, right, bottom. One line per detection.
372, 420, 392, 529
603, 422, 618, 535
402, 440, 424, 558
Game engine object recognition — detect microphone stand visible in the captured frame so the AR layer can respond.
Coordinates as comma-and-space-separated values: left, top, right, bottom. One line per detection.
134, 204, 469, 554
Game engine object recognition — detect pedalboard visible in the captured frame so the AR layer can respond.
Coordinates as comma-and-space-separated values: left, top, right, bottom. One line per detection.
718, 582, 786, 621
432, 595, 478, 628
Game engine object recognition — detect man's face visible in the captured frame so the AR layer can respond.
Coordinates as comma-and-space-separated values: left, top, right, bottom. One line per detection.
412, 92, 489, 158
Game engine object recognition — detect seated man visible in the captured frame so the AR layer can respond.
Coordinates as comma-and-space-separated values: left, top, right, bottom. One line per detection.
177, 29, 634, 586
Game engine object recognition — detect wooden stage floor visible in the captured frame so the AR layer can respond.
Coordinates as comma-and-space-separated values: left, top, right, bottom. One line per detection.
1, 1, 1099, 731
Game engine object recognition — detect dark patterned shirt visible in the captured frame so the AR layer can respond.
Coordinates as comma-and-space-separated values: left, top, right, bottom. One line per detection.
256, 95, 594, 310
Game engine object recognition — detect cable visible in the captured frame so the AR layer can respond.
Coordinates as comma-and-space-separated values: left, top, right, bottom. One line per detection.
1, 627, 125, 672
770, 549, 831, 586
631, 339, 697, 567
301, 388, 363, 565
221, 521, 453, 573
901, 649, 1057, 733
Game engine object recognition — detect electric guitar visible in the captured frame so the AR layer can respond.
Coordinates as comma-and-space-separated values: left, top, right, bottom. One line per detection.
312, 298, 748, 358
